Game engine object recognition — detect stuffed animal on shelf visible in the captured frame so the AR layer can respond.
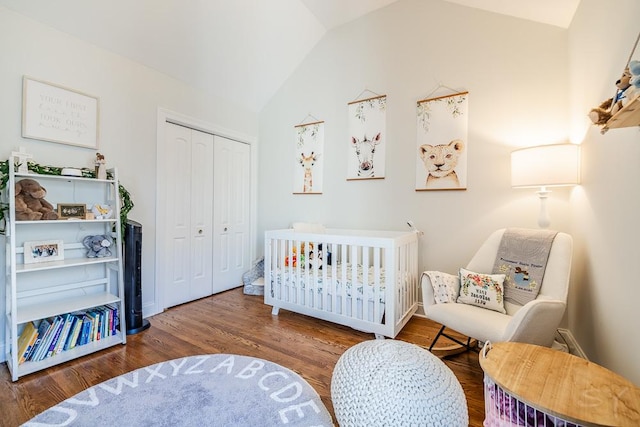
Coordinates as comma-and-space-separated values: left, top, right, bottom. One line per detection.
588, 68, 633, 125
626, 60, 640, 101
82, 234, 113, 258
15, 178, 58, 221
91, 204, 114, 219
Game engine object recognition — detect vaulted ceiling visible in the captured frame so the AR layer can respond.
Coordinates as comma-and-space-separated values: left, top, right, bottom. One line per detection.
0, 0, 580, 113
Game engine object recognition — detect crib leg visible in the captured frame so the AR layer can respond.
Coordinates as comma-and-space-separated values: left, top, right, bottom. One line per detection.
374, 334, 385, 340
271, 307, 280, 316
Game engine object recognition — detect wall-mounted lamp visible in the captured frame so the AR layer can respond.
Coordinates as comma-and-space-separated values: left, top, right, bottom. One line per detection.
511, 143, 580, 228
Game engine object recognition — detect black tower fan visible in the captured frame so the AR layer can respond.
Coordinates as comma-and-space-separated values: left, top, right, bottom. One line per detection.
124, 219, 150, 334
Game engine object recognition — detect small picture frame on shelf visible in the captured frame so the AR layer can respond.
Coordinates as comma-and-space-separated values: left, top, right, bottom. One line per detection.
57, 204, 87, 219
23, 240, 64, 264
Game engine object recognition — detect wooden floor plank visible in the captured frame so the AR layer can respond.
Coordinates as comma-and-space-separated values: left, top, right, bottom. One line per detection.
0, 288, 486, 426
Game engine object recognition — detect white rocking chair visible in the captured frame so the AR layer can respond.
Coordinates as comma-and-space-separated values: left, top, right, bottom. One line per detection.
422, 229, 573, 352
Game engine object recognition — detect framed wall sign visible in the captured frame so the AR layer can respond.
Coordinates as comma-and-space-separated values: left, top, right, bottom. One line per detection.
57, 204, 87, 219
23, 240, 64, 264
22, 76, 100, 149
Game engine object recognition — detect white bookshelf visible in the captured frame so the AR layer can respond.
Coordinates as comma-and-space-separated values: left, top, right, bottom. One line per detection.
4, 158, 127, 381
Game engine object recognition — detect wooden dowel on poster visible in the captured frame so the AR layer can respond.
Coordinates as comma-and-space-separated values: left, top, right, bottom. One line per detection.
349, 88, 385, 104
417, 90, 469, 105
297, 113, 322, 126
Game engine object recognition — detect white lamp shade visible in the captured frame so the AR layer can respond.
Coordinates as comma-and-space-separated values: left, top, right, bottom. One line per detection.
511, 144, 580, 188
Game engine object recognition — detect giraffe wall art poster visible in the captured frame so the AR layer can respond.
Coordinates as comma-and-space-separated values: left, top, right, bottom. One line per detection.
293, 121, 324, 194
415, 91, 469, 191
347, 95, 387, 180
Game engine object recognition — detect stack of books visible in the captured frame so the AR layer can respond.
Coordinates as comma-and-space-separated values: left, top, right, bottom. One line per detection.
15, 304, 120, 364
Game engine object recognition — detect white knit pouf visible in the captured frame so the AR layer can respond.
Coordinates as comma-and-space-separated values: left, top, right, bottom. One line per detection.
331, 340, 468, 426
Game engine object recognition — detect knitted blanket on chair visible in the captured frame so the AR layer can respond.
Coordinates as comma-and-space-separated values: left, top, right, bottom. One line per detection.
492, 228, 558, 306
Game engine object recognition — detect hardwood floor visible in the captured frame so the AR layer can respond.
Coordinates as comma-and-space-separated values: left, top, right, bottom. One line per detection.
0, 288, 486, 426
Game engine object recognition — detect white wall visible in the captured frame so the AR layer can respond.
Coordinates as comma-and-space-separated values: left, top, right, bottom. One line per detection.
0, 7, 258, 359
259, 0, 640, 386
567, 0, 640, 385
258, 0, 571, 291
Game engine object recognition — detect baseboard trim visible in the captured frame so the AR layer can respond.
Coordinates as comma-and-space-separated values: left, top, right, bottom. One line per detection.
556, 328, 588, 360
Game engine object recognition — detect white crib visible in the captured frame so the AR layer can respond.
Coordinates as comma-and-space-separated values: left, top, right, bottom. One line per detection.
264, 228, 419, 338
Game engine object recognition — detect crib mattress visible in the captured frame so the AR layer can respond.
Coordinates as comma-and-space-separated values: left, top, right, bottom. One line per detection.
272, 263, 386, 303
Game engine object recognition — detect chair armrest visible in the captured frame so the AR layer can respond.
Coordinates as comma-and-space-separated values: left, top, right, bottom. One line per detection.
420, 271, 437, 310
503, 298, 566, 347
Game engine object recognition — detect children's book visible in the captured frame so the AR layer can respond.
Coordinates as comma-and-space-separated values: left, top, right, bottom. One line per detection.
17, 321, 38, 364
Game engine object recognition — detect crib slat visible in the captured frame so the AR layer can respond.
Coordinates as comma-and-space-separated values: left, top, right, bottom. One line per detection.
339, 243, 348, 317
295, 239, 303, 306
361, 248, 369, 322
373, 247, 381, 324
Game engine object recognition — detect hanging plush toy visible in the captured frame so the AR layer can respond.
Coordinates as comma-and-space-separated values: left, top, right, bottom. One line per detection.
589, 32, 640, 128
626, 59, 640, 101
588, 68, 632, 125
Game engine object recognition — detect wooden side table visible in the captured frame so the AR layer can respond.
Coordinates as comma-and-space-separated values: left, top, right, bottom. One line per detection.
479, 342, 640, 426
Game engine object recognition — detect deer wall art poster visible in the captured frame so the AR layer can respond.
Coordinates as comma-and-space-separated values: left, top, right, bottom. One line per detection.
415, 91, 469, 191
347, 95, 387, 180
293, 121, 324, 194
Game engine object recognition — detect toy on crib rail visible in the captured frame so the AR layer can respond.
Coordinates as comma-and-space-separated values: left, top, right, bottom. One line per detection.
285, 242, 333, 268
308, 243, 332, 269
286, 244, 306, 267
91, 204, 114, 219
83, 235, 113, 258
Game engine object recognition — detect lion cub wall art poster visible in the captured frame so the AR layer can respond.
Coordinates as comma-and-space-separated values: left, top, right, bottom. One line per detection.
293, 120, 324, 194
416, 92, 469, 190
347, 95, 387, 180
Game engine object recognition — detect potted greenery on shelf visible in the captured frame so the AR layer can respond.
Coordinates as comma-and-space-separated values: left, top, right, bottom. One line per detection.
0, 159, 133, 236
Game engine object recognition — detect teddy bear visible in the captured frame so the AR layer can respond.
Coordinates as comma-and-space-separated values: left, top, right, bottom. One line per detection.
82, 234, 113, 258
589, 68, 633, 125
15, 178, 58, 221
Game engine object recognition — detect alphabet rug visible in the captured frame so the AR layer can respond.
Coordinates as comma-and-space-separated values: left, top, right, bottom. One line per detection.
24, 354, 333, 426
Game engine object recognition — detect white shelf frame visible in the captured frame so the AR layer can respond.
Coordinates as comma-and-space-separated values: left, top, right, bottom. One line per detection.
4, 157, 127, 381
7, 333, 124, 379
16, 256, 119, 273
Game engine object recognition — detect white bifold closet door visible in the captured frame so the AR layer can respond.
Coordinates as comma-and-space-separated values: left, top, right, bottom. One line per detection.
164, 123, 249, 308
212, 135, 250, 294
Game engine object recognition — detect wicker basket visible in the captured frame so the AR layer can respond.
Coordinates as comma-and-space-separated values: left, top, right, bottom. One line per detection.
483, 375, 581, 427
